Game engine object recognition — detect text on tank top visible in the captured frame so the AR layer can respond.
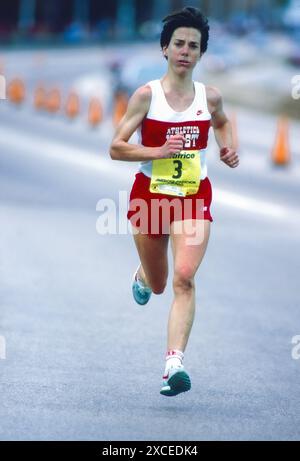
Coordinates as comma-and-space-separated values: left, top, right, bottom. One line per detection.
137, 79, 211, 196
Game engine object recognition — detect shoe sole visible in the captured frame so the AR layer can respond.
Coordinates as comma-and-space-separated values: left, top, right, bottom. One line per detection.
160, 370, 191, 397
132, 291, 151, 305
132, 283, 152, 305
132, 267, 152, 306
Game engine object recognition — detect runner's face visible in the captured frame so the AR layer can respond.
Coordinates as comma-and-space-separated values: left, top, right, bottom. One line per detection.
163, 27, 202, 73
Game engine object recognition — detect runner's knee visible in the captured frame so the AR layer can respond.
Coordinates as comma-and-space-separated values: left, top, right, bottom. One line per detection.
173, 268, 195, 293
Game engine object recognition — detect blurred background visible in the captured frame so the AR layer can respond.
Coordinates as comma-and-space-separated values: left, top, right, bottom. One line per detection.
1, 0, 300, 116
0, 0, 300, 442
1, 0, 300, 43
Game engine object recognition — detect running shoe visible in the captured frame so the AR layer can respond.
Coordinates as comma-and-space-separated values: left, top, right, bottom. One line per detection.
132, 266, 152, 306
160, 365, 191, 397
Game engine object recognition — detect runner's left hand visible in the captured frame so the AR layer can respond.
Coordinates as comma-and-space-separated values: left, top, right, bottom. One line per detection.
220, 147, 239, 168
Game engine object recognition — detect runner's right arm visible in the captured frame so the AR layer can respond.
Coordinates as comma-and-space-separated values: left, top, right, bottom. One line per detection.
110, 85, 185, 162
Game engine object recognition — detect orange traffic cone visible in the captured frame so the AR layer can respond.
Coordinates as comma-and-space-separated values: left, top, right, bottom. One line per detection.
88, 98, 103, 127
34, 85, 46, 110
113, 90, 128, 126
230, 111, 239, 152
7, 78, 25, 105
65, 91, 80, 119
271, 116, 290, 166
46, 88, 61, 114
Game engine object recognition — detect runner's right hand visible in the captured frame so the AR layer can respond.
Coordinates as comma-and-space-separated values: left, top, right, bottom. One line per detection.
158, 135, 186, 158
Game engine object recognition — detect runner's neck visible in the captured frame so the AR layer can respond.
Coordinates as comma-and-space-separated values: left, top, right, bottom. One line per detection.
161, 72, 194, 96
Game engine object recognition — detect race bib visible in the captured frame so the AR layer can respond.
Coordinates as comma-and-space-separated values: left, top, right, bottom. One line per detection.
150, 150, 201, 197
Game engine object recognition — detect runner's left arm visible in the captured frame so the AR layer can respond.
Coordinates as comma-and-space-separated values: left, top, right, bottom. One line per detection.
206, 86, 239, 169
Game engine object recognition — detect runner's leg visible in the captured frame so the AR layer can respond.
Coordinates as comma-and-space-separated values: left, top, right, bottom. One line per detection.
132, 227, 169, 295
168, 219, 211, 351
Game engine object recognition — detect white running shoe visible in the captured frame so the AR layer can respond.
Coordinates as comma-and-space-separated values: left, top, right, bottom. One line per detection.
160, 365, 191, 397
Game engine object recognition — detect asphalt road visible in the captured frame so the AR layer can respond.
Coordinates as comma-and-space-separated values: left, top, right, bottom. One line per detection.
0, 48, 300, 441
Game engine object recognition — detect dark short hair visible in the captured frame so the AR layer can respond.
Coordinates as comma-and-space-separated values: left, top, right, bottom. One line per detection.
160, 6, 209, 55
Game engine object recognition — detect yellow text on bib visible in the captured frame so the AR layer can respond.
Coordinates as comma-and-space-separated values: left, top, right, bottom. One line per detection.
150, 150, 201, 197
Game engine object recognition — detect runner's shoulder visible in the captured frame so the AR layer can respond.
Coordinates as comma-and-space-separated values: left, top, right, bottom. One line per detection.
130, 84, 152, 108
205, 85, 223, 111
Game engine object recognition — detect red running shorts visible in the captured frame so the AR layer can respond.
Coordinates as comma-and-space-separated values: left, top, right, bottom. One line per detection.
127, 172, 213, 237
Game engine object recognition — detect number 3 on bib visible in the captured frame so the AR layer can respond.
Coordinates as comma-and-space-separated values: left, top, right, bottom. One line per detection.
150, 150, 201, 197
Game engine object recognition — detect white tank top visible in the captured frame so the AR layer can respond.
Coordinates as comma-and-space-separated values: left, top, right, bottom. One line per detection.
136, 79, 211, 180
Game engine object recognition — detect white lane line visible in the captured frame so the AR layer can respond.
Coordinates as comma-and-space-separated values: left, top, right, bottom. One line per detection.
0, 125, 299, 222
213, 188, 286, 218
0, 125, 130, 182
